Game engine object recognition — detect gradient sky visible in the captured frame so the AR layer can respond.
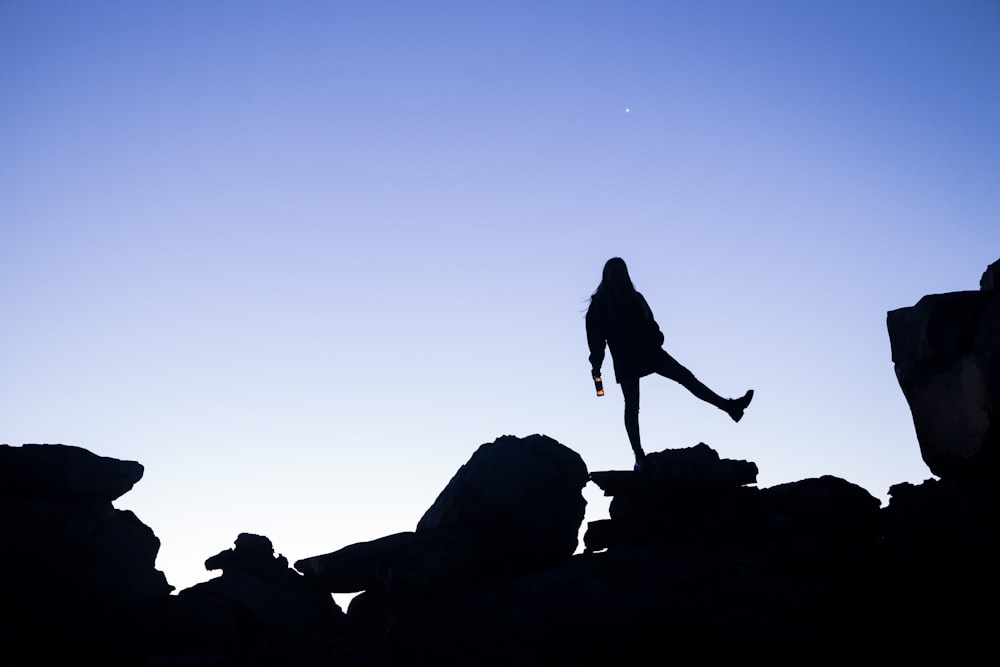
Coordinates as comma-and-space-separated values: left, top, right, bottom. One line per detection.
3, 1, 999, 595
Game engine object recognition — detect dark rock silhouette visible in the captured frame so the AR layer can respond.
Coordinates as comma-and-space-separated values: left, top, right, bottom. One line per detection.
381, 444, 888, 665
296, 434, 589, 639
880, 472, 1000, 660
887, 257, 1000, 477
586, 445, 880, 554
135, 533, 347, 665
5, 258, 1000, 665
586, 443, 763, 550
296, 434, 588, 598
0, 444, 170, 666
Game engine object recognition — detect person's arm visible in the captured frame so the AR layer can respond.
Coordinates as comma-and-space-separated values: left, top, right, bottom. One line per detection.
586, 303, 606, 377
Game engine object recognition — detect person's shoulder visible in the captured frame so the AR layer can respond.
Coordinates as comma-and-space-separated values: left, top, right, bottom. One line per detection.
635, 291, 655, 314
586, 294, 605, 316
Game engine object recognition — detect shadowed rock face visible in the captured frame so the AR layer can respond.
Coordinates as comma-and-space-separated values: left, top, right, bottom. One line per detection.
169, 533, 346, 655
0, 444, 170, 666
586, 443, 763, 550
0, 442, 144, 499
296, 434, 590, 596
887, 258, 1000, 478
586, 445, 880, 552
417, 433, 589, 570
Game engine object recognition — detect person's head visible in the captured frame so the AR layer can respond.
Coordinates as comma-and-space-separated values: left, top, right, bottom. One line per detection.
602, 257, 631, 287
593, 257, 635, 297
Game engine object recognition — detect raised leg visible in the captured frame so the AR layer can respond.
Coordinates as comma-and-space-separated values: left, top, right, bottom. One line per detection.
654, 350, 753, 422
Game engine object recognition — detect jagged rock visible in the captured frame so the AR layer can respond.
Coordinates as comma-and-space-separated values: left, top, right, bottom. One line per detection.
887, 258, 1000, 477
137, 534, 346, 665
0, 443, 144, 500
0, 443, 171, 666
981, 257, 1000, 291
205, 532, 291, 577
297, 434, 589, 597
0, 446, 170, 604
586, 447, 879, 554
585, 443, 762, 551
193, 533, 344, 623
590, 442, 758, 495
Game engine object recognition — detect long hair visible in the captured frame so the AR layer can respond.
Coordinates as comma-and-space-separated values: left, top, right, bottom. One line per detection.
590, 257, 648, 319
591, 257, 635, 299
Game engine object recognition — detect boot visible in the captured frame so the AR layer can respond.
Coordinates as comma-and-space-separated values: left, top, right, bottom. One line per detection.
727, 389, 754, 423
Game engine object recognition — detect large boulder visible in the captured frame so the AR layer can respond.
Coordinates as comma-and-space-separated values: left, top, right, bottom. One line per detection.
886, 258, 1000, 477
416, 433, 589, 568
297, 434, 589, 597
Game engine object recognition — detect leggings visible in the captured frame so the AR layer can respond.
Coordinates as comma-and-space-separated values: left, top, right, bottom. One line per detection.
619, 349, 727, 457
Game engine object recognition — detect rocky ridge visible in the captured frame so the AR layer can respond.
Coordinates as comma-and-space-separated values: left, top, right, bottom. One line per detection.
2, 258, 998, 666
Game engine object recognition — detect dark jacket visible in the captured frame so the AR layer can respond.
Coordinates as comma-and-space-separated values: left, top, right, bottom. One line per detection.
586, 289, 665, 382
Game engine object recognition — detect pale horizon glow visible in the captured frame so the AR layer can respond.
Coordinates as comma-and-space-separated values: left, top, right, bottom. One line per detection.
2, 1, 998, 595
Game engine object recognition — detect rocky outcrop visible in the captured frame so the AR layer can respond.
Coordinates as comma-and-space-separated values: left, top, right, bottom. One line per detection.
585, 443, 762, 550
6, 429, 1000, 665
296, 434, 588, 598
0, 444, 171, 666
295, 434, 590, 639
384, 444, 888, 665
417, 432, 588, 569
887, 258, 1000, 477
8, 258, 1000, 664
136, 533, 348, 665
586, 444, 880, 552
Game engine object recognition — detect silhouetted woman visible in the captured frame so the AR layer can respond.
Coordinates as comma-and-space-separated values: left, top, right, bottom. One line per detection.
586, 257, 753, 470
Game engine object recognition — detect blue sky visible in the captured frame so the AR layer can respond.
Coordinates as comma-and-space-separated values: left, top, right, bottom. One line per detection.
3, 1, 999, 594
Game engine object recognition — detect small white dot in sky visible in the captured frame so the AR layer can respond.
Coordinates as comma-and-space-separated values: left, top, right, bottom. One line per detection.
625, 107, 630, 113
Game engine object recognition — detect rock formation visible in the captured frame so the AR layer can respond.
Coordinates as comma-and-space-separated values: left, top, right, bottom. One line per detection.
0, 444, 171, 665
887, 257, 1000, 477
585, 443, 763, 550
380, 445, 888, 665
139, 533, 347, 665
295, 434, 589, 638
585, 444, 880, 554
4, 259, 999, 665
